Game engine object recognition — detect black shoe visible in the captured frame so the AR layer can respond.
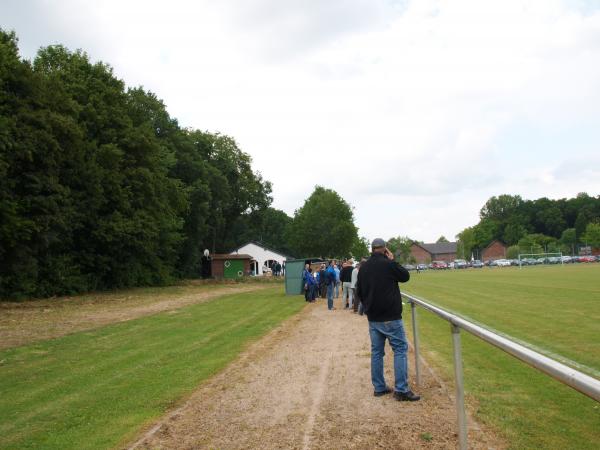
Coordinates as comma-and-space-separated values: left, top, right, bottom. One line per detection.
373, 387, 392, 397
393, 390, 421, 401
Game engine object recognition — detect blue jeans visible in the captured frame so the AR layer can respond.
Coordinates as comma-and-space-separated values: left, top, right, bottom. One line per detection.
368, 320, 409, 393
327, 283, 334, 309
335, 281, 340, 298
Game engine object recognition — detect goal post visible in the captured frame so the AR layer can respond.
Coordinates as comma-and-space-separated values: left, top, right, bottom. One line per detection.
517, 252, 563, 268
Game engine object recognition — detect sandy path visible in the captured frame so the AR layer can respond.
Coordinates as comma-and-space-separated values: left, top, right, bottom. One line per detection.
130, 299, 505, 450
0, 284, 267, 350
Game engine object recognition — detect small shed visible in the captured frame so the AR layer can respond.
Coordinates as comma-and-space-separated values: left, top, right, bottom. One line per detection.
211, 254, 252, 279
285, 258, 326, 295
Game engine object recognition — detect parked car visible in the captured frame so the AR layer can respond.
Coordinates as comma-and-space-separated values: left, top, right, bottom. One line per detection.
454, 259, 468, 269
579, 255, 596, 263
404, 264, 416, 271
417, 263, 428, 271
471, 260, 484, 268
560, 256, 573, 263
431, 261, 448, 269
488, 259, 498, 267
496, 259, 512, 267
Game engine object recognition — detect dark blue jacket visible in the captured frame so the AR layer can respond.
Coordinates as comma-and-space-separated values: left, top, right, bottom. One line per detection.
325, 266, 336, 285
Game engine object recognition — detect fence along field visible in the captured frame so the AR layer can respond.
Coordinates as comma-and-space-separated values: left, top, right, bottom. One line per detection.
404, 264, 600, 450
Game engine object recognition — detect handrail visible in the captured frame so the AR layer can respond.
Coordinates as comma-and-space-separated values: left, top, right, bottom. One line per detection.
402, 291, 600, 450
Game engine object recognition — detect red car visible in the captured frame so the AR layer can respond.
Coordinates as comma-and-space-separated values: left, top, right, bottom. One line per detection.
579, 255, 596, 263
431, 261, 448, 269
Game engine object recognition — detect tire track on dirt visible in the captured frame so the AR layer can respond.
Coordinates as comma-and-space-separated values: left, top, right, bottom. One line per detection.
301, 349, 332, 450
130, 299, 506, 449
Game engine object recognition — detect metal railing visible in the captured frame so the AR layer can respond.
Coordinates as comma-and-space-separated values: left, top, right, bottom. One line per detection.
403, 291, 600, 450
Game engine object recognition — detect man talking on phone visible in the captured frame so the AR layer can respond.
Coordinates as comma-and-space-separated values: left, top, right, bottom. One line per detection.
357, 238, 420, 401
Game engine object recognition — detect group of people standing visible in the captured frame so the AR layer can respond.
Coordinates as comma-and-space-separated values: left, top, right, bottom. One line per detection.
302, 258, 365, 313
301, 238, 420, 403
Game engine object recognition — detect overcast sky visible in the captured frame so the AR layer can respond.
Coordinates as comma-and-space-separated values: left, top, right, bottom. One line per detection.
2, 0, 600, 243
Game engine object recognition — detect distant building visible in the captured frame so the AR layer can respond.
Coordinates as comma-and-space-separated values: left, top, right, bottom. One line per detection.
410, 242, 458, 264
481, 240, 507, 261
230, 241, 292, 276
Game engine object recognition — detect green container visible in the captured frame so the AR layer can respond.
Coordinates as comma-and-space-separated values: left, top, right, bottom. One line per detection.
285, 260, 306, 295
223, 259, 245, 279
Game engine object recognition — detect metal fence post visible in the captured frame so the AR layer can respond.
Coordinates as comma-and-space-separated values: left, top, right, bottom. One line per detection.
410, 301, 421, 386
451, 324, 468, 450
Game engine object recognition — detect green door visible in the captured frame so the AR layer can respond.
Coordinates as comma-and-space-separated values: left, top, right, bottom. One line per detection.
224, 259, 244, 279
285, 260, 305, 295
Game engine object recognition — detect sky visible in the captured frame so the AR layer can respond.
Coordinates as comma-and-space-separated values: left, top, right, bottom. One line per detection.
2, 0, 600, 243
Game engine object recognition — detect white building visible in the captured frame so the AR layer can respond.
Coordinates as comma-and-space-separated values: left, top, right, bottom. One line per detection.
230, 241, 291, 276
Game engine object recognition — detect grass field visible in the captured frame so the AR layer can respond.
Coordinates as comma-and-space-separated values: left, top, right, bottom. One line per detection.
404, 264, 600, 450
0, 286, 305, 449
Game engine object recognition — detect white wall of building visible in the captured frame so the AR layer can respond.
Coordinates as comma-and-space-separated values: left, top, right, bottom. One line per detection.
232, 242, 288, 275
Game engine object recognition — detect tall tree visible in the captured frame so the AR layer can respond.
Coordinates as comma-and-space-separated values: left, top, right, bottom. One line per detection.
387, 236, 414, 262
287, 186, 358, 257
581, 223, 600, 248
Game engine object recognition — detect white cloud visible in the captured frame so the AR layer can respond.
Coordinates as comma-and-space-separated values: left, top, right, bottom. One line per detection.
2, 0, 600, 242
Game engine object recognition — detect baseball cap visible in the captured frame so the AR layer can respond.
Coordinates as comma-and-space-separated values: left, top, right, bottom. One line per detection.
371, 238, 386, 248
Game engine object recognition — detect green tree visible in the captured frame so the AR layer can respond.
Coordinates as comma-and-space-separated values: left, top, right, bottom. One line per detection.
480, 194, 523, 221
436, 235, 449, 243
506, 245, 520, 260
0, 30, 274, 298
350, 236, 370, 260
581, 223, 600, 248
559, 228, 577, 256
387, 236, 414, 263
287, 186, 358, 257
456, 227, 476, 260
229, 207, 293, 255
472, 219, 499, 249
502, 221, 528, 245
518, 234, 557, 254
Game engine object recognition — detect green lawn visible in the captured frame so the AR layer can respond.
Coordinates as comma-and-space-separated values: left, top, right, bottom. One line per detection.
0, 286, 304, 449
403, 264, 600, 450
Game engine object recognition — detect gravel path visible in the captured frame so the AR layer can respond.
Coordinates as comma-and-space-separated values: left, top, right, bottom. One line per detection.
129, 298, 505, 449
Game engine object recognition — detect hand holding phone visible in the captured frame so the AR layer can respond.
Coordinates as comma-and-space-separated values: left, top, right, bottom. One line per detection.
384, 247, 394, 260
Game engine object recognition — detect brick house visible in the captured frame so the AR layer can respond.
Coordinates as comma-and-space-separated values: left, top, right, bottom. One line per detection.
410, 242, 458, 264
481, 240, 507, 261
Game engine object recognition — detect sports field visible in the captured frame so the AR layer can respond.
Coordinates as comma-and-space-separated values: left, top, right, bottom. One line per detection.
404, 264, 600, 450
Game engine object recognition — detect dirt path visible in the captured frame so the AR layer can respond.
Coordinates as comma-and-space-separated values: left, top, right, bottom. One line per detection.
0, 283, 268, 350
129, 298, 506, 450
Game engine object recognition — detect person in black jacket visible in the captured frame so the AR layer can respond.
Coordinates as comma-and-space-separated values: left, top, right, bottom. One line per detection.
357, 238, 420, 401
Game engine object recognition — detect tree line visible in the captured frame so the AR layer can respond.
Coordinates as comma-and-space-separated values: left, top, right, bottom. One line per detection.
0, 30, 365, 299
457, 193, 600, 259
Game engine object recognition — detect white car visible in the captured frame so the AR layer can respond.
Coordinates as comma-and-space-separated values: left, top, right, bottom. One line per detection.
495, 259, 512, 267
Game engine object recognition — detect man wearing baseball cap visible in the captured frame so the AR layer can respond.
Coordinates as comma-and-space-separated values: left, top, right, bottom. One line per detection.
356, 238, 420, 401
